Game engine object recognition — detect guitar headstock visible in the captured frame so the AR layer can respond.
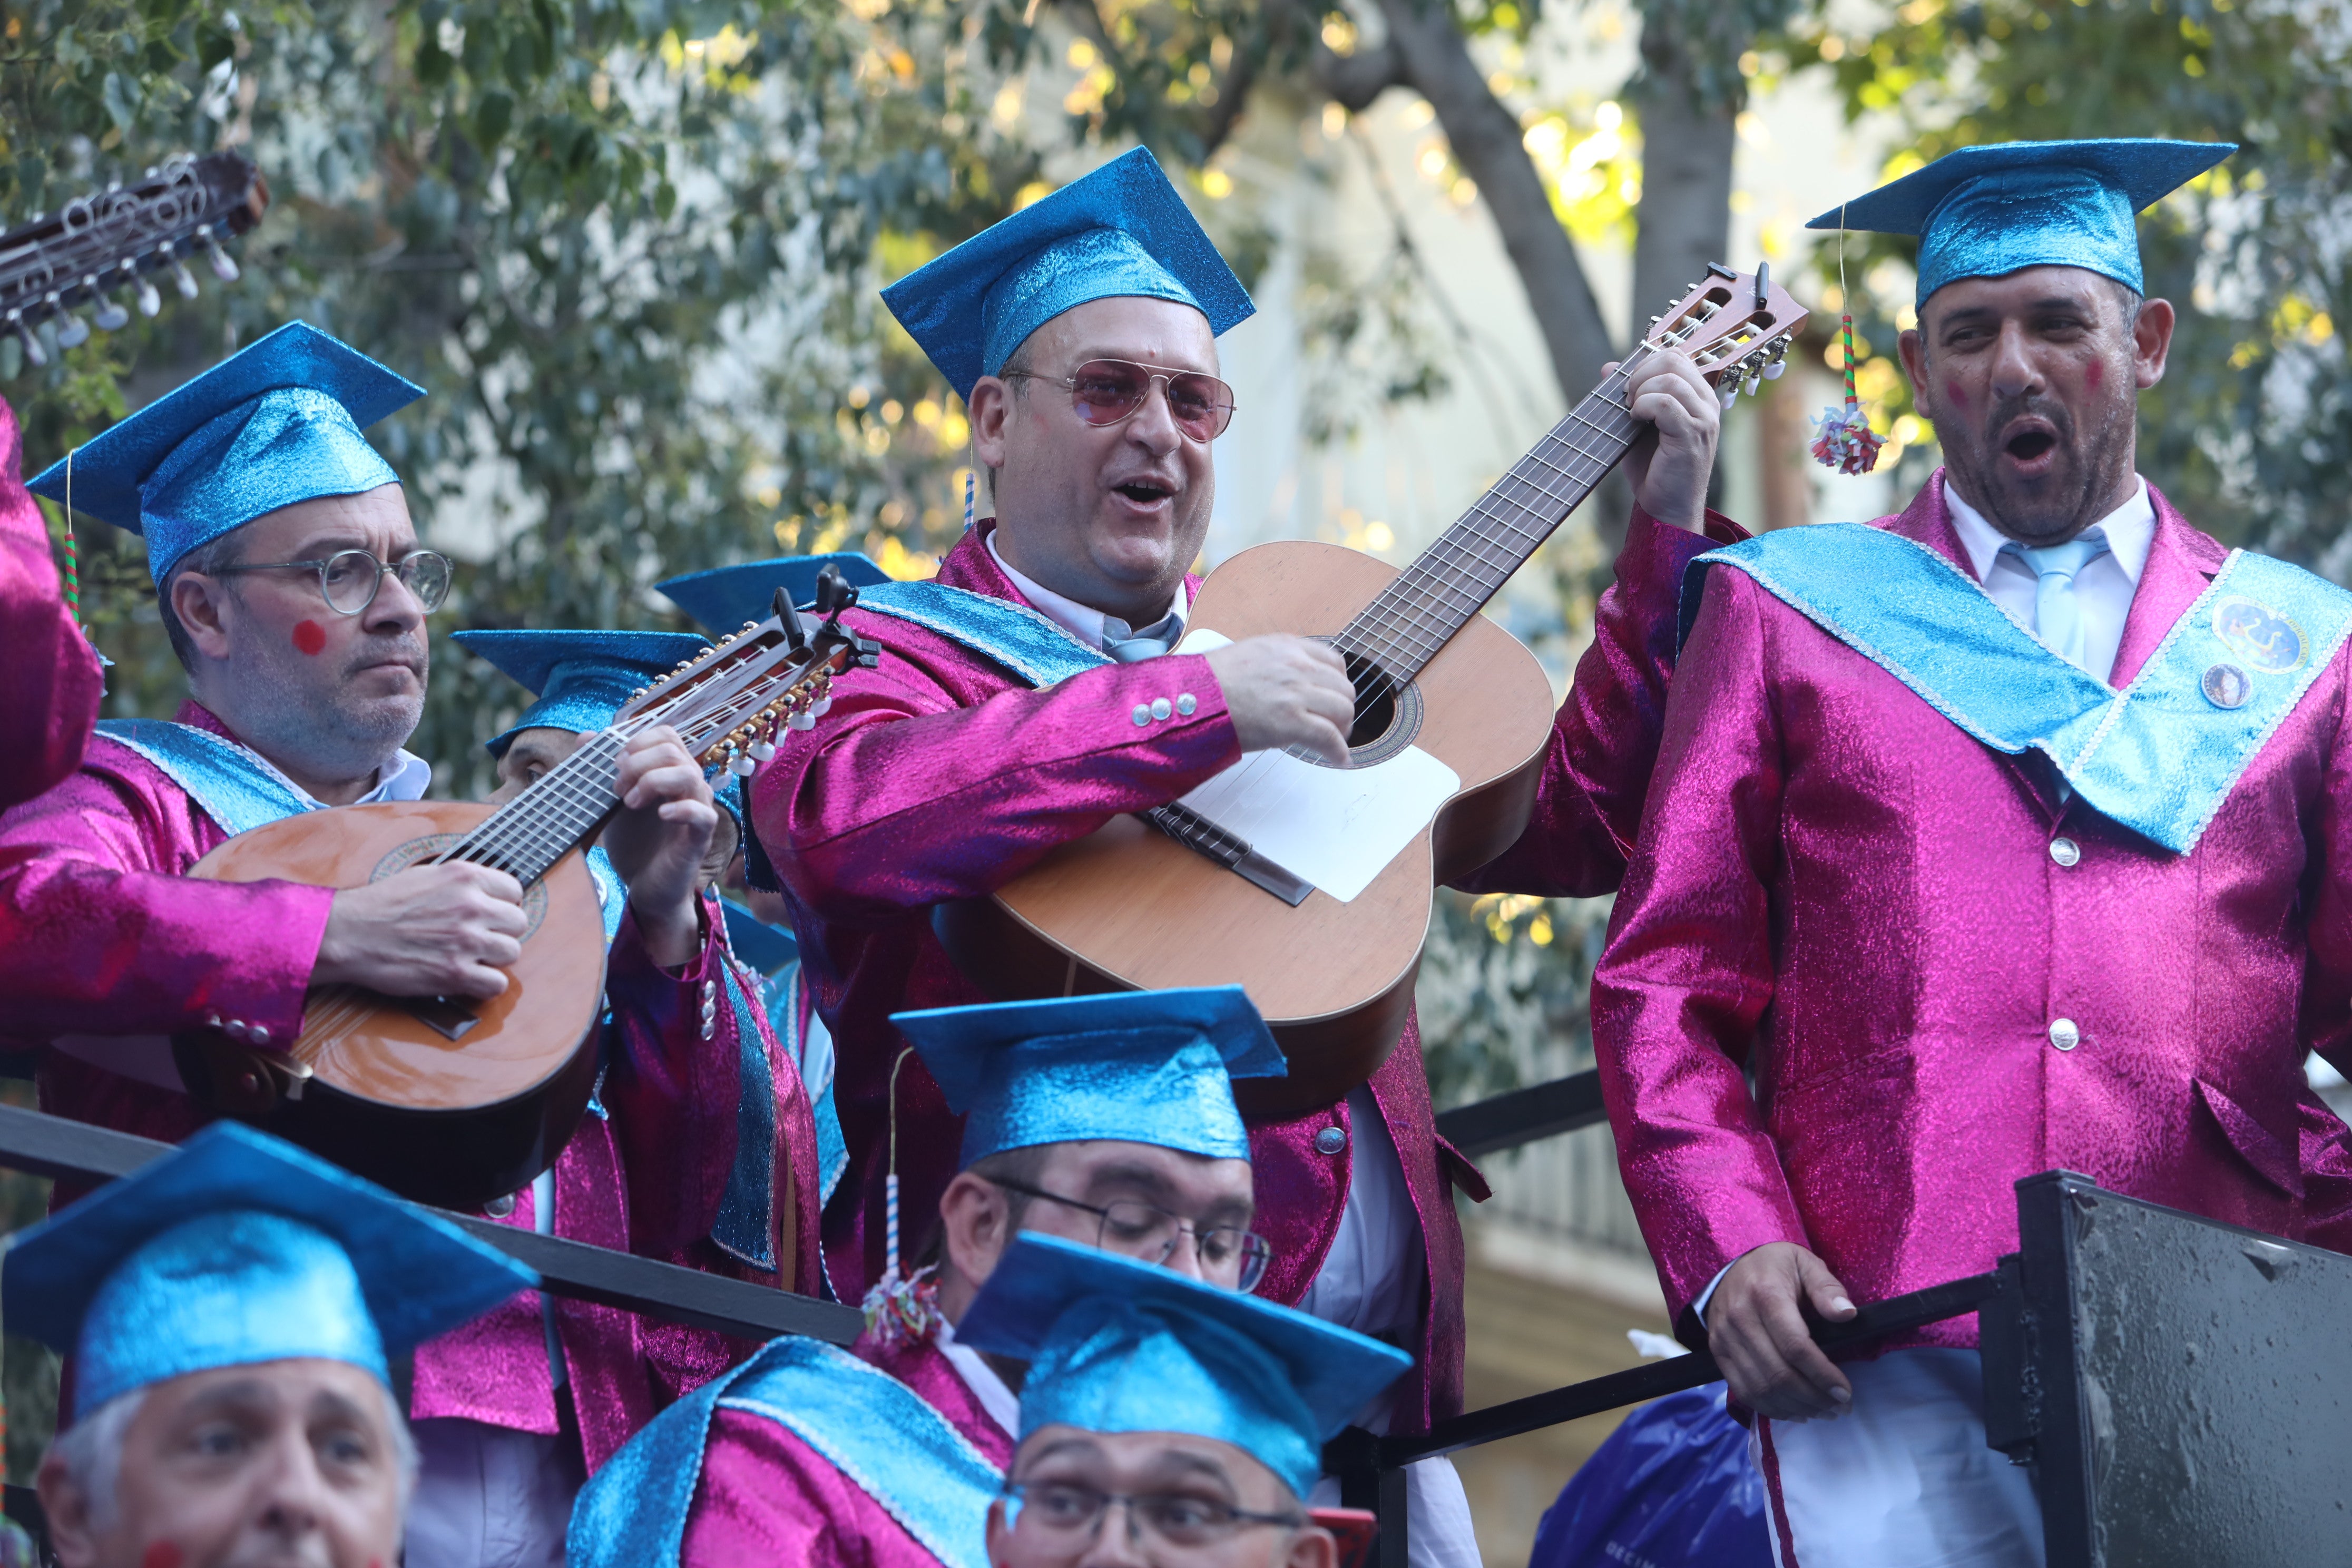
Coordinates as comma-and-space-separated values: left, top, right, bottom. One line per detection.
0, 151, 269, 368
615, 564, 883, 777
1642, 262, 1810, 409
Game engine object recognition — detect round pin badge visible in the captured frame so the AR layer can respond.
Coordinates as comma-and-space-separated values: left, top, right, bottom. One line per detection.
2212, 596, 2307, 673
2202, 661, 2252, 710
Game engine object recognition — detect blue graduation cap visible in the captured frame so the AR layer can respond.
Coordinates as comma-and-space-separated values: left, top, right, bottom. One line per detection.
26, 321, 424, 585
881, 147, 1255, 401
1807, 139, 2235, 306
722, 898, 799, 975
2, 1122, 533, 1420
891, 986, 1285, 1169
655, 553, 891, 637
450, 627, 712, 758
960, 1233, 1412, 1499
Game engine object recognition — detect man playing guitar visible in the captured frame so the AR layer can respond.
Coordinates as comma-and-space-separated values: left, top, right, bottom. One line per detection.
0, 322, 768, 1568
752, 148, 1738, 1564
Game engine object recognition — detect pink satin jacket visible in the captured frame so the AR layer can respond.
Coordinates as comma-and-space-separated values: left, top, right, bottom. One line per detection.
0, 702, 817, 1471
680, 1328, 1014, 1566
0, 394, 102, 810
756, 511, 1733, 1428
1594, 474, 2352, 1349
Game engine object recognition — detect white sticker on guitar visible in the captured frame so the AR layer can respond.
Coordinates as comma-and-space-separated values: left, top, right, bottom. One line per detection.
1170, 628, 1460, 902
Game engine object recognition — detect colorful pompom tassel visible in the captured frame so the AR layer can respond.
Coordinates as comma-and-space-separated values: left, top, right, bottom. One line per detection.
860, 1262, 942, 1348
1811, 313, 1885, 476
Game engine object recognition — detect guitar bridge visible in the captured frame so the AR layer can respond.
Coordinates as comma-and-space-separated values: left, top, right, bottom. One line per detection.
405, 995, 482, 1041
1142, 805, 1315, 907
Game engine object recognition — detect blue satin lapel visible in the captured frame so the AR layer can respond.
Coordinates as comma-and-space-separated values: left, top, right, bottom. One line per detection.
1684, 525, 2352, 854
856, 580, 1110, 689
93, 720, 318, 836
566, 1335, 1002, 1568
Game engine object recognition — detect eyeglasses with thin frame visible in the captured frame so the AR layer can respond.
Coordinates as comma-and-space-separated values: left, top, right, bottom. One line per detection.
1001, 1479, 1304, 1554
1001, 358, 1237, 443
988, 1177, 1272, 1293
209, 548, 454, 616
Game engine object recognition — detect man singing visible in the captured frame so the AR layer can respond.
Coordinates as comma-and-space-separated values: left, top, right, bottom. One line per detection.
752, 146, 1733, 1565
1594, 139, 2352, 1563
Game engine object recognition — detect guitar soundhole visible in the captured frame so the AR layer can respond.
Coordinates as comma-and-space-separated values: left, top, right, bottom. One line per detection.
1339, 651, 1423, 767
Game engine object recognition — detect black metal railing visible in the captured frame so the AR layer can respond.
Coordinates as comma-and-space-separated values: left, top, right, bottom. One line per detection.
0, 1102, 861, 1344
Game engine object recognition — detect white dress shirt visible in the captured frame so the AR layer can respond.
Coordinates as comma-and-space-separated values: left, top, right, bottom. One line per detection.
1944, 476, 2155, 685
986, 533, 1189, 652
935, 1315, 1022, 1439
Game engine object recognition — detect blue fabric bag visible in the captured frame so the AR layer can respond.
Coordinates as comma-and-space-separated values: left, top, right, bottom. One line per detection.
1528, 1384, 1772, 1568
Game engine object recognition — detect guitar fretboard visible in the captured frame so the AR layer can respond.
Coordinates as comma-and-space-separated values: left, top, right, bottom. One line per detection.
1335, 344, 1657, 685
437, 729, 629, 888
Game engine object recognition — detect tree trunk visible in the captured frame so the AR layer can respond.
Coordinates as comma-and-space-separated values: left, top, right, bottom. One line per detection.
1628, 16, 1739, 356
1368, 0, 1619, 399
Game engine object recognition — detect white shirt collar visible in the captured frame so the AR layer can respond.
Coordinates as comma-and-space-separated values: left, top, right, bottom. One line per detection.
244, 742, 431, 810
934, 1314, 1022, 1439
1945, 474, 2156, 586
986, 531, 1189, 654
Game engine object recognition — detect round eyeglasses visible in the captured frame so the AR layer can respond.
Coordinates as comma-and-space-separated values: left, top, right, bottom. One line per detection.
988, 1177, 1272, 1293
1002, 358, 1238, 443
210, 548, 454, 616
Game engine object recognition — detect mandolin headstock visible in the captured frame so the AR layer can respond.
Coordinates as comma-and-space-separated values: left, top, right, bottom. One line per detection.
615, 564, 883, 777
0, 150, 269, 367
1644, 262, 1810, 410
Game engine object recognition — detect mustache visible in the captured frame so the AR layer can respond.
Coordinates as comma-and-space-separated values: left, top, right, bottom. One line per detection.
341, 635, 427, 681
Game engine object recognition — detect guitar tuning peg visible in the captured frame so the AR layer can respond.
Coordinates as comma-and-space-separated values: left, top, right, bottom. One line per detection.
1743, 372, 1762, 397
54, 310, 89, 349
89, 278, 129, 333
173, 258, 199, 299
749, 740, 777, 762
1718, 386, 1738, 411
135, 275, 162, 317
789, 709, 817, 731
200, 227, 239, 281
811, 695, 832, 718
8, 310, 46, 369
1763, 361, 1786, 380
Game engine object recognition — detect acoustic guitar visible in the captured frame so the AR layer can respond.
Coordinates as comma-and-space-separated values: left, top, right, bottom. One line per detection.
0, 150, 268, 364
937, 266, 1806, 1114
181, 576, 881, 1210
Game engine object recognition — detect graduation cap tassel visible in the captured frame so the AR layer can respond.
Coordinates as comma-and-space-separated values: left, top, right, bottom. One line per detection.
860, 1046, 941, 1347
1812, 214, 1887, 476
61, 447, 81, 628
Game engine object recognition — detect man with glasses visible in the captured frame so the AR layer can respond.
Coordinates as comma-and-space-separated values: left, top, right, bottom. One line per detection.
962, 1232, 1410, 1568
568, 985, 1288, 1567
752, 147, 1732, 1566
0, 322, 745, 1568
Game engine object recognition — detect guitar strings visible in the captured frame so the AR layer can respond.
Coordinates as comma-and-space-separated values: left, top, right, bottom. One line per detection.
1329, 347, 1657, 715
1340, 349, 1651, 680
1330, 305, 1741, 714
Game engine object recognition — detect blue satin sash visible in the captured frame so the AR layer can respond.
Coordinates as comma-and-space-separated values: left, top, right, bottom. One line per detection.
857, 580, 1111, 689
711, 959, 780, 1272
92, 719, 318, 836
566, 1336, 1002, 1568
1684, 524, 2352, 854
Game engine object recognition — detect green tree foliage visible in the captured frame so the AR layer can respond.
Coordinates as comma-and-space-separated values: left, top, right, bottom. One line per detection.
1777, 0, 2352, 561
3, 0, 1032, 792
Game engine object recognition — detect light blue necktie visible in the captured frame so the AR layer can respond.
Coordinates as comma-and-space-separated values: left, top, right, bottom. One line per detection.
2005, 530, 2111, 672
1103, 611, 1183, 663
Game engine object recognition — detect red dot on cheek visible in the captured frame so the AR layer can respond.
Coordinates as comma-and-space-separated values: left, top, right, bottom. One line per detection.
2084, 359, 2104, 391
142, 1542, 183, 1568
1943, 380, 1968, 408
292, 619, 328, 656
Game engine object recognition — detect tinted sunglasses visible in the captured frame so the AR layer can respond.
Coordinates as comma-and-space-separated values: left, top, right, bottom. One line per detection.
1005, 358, 1237, 443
